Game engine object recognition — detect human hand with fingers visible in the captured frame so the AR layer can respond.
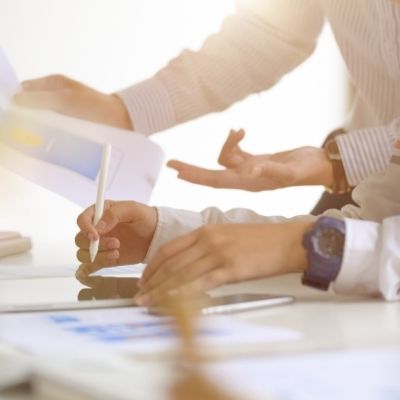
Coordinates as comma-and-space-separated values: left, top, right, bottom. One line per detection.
75, 200, 157, 278
135, 220, 313, 306
168, 129, 333, 191
13, 75, 132, 130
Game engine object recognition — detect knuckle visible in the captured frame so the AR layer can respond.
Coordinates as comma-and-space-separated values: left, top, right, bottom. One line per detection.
206, 270, 227, 286
219, 247, 233, 264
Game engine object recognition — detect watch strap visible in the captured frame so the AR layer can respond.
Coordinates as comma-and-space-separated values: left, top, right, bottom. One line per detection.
302, 216, 345, 291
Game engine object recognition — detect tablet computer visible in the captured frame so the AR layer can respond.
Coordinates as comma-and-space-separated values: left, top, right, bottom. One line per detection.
0, 275, 294, 314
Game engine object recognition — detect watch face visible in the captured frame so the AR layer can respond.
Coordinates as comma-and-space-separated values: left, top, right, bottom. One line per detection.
316, 228, 345, 258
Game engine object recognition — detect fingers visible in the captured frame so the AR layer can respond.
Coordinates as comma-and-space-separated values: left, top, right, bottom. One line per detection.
75, 263, 108, 279
171, 164, 244, 189
138, 239, 208, 294
13, 91, 66, 112
166, 159, 194, 172
76, 247, 120, 265
135, 256, 220, 306
76, 204, 97, 240
75, 232, 119, 252
140, 230, 199, 285
218, 129, 247, 168
21, 75, 76, 91
77, 200, 145, 239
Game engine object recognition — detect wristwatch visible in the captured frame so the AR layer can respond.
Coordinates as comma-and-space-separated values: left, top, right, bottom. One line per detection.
324, 137, 353, 194
302, 216, 346, 290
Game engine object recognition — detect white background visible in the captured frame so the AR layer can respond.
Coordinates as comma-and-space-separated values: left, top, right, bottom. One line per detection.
0, 0, 346, 254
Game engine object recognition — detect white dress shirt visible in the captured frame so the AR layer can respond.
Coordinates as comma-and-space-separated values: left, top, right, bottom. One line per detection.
144, 139, 400, 301
118, 0, 400, 186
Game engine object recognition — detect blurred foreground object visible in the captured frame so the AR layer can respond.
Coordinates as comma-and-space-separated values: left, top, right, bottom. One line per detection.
167, 294, 239, 400
0, 231, 31, 258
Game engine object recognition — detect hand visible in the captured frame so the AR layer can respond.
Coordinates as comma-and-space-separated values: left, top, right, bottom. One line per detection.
135, 220, 313, 306
168, 129, 333, 191
13, 75, 133, 130
75, 200, 157, 277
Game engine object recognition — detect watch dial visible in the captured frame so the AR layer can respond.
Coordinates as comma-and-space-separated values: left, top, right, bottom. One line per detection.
318, 228, 345, 258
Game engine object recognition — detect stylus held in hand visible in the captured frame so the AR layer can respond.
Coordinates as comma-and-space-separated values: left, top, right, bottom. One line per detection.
90, 144, 112, 263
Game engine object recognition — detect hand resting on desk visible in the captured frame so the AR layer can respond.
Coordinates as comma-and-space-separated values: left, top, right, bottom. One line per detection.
75, 200, 313, 306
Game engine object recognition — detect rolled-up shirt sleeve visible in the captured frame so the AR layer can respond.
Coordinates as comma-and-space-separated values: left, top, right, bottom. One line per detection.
333, 216, 400, 301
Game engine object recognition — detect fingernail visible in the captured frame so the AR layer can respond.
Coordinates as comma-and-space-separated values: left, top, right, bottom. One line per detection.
96, 220, 106, 231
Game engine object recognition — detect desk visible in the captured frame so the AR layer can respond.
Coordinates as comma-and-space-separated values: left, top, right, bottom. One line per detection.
1, 171, 400, 398
2, 269, 400, 400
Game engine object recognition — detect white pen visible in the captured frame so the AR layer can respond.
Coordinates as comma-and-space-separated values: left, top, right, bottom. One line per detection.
89, 143, 112, 263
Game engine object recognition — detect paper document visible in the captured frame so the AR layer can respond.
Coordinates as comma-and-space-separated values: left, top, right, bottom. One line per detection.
0, 48, 164, 207
209, 346, 400, 400
0, 307, 300, 356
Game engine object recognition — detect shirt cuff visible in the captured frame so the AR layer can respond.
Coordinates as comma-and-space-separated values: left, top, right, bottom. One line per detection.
143, 207, 206, 263
332, 218, 380, 296
116, 78, 176, 135
336, 127, 393, 186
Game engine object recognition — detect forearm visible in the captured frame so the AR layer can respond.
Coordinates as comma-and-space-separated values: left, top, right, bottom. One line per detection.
118, 0, 324, 135
145, 206, 316, 262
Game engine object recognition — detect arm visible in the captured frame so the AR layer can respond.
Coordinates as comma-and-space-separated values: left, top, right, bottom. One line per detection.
118, 0, 324, 134
166, 120, 399, 193
333, 216, 400, 301
14, 1, 324, 134
336, 119, 399, 186
326, 139, 400, 299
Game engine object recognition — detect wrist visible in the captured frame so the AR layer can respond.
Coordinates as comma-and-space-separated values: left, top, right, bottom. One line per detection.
282, 220, 314, 273
110, 94, 133, 130
321, 148, 334, 187
323, 138, 352, 194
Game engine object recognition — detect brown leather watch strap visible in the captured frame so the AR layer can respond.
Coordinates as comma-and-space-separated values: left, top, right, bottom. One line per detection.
324, 138, 353, 194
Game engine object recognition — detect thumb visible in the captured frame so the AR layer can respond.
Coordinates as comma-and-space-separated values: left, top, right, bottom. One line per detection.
96, 201, 148, 234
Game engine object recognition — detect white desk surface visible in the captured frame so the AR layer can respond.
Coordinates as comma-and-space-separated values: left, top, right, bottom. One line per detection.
1, 171, 399, 398
1, 238, 400, 399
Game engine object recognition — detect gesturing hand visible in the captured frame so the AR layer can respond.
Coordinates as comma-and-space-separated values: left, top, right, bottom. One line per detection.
75, 200, 157, 277
135, 221, 312, 306
168, 129, 333, 191
14, 75, 132, 130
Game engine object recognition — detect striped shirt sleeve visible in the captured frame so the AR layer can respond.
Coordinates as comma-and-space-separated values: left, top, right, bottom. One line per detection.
336, 120, 399, 186
117, 0, 324, 135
